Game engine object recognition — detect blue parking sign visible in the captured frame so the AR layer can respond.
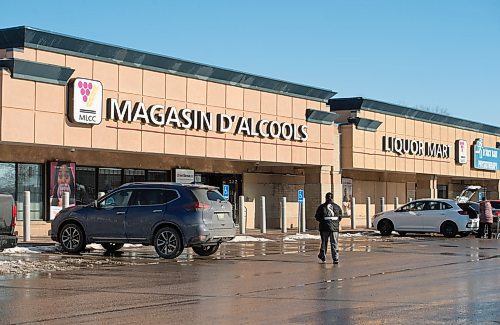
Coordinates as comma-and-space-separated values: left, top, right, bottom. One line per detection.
223, 185, 230, 200
298, 189, 304, 203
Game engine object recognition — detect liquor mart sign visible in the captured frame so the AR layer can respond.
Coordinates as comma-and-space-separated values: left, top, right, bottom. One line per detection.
382, 136, 451, 159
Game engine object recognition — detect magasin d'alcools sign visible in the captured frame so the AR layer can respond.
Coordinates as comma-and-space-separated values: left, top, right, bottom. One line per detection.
68, 78, 309, 142
107, 99, 309, 141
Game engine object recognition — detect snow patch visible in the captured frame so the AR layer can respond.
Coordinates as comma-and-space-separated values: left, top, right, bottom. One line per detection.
340, 232, 369, 238
284, 234, 320, 241
86, 243, 105, 250
229, 235, 272, 242
86, 243, 145, 250
0, 246, 58, 254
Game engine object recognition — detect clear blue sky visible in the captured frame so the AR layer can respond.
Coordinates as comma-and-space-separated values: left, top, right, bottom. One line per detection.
2, 0, 499, 127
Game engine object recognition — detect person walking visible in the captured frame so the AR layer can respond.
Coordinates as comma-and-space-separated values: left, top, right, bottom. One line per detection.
477, 200, 493, 239
315, 192, 342, 264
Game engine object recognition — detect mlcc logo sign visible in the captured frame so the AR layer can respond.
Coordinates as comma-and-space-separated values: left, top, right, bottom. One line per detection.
68, 78, 103, 125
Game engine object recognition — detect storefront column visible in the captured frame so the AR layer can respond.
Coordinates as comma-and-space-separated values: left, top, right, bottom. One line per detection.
305, 166, 339, 229
416, 174, 438, 199
491, 179, 500, 200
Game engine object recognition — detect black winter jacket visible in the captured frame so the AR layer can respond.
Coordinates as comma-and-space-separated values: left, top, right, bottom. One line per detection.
315, 200, 342, 232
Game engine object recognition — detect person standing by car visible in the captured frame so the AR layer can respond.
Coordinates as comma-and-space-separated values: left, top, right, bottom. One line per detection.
477, 200, 493, 239
315, 192, 342, 264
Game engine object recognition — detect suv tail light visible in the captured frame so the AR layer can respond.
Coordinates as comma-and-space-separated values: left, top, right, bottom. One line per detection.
458, 210, 469, 216
184, 202, 211, 211
11, 203, 17, 230
495, 211, 500, 217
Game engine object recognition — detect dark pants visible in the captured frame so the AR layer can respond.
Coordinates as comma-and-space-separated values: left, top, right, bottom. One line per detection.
477, 222, 492, 239
319, 231, 339, 261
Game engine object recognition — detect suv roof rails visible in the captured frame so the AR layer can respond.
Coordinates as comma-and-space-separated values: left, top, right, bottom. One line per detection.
118, 182, 219, 190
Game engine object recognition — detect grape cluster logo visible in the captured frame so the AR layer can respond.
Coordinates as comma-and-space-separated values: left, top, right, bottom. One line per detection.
69, 78, 103, 125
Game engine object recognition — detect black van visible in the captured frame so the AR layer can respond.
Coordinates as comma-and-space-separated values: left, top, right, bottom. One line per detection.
0, 194, 18, 250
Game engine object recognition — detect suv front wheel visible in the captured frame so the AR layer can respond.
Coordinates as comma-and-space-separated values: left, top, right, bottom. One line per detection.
60, 223, 86, 254
154, 226, 183, 259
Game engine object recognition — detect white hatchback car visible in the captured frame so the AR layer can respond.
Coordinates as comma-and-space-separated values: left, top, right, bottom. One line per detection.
373, 199, 479, 238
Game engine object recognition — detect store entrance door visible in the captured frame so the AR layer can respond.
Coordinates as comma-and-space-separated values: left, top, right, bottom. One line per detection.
199, 173, 242, 223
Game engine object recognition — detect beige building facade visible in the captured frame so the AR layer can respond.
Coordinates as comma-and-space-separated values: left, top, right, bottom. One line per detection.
1, 26, 498, 236
0, 26, 340, 236
329, 98, 500, 228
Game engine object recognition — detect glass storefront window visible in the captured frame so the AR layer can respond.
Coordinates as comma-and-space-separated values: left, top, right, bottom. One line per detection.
76, 166, 96, 204
124, 169, 146, 183
437, 185, 448, 199
17, 164, 43, 220
98, 168, 122, 193
147, 170, 169, 182
0, 163, 15, 196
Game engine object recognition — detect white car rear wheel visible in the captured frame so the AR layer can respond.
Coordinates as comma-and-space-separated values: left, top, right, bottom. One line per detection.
441, 221, 458, 238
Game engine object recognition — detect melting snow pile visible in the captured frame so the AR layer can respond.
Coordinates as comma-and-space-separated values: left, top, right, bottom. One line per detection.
284, 233, 320, 241
229, 235, 273, 242
0, 246, 58, 254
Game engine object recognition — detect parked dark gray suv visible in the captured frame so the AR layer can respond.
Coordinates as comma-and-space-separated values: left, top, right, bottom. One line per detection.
51, 183, 236, 259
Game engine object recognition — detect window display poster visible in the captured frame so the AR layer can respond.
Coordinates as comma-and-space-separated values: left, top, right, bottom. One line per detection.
49, 161, 76, 220
341, 178, 353, 217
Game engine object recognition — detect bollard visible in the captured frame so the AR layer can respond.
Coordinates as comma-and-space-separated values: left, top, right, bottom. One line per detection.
281, 197, 287, 233
366, 196, 371, 229
380, 197, 385, 213
297, 202, 301, 234
23, 191, 30, 242
351, 197, 356, 229
260, 196, 266, 234
239, 195, 245, 234
63, 192, 70, 209
98, 192, 105, 198
394, 197, 399, 210
409, 197, 413, 202
301, 200, 306, 233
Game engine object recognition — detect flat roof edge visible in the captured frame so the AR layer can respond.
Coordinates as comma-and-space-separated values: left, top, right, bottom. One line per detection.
0, 26, 336, 102
329, 97, 500, 137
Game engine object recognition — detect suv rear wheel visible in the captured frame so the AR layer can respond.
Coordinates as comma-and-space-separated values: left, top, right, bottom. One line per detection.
154, 226, 183, 259
60, 223, 85, 254
192, 244, 219, 256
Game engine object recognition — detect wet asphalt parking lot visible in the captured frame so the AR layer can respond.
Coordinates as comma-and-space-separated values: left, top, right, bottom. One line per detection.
0, 232, 499, 324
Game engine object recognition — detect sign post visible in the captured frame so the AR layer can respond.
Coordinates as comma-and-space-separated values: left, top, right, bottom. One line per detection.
298, 189, 304, 233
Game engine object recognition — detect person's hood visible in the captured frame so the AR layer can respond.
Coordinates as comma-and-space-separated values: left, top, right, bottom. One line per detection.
456, 186, 482, 203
